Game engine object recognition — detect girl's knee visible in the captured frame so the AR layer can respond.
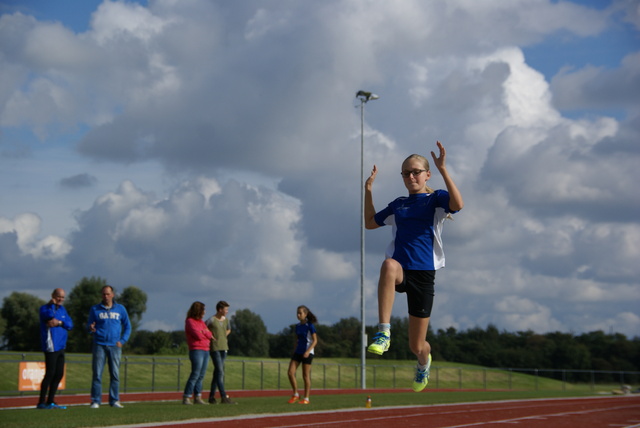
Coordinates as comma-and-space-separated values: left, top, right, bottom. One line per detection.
380, 258, 401, 273
409, 340, 430, 355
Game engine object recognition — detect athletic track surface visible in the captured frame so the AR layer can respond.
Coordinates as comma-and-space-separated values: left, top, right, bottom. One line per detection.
2, 390, 639, 427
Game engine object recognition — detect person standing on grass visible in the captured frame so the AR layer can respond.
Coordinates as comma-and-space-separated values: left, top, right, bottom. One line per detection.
183, 301, 213, 405
88, 285, 131, 408
365, 141, 463, 392
38, 288, 73, 410
287, 305, 318, 405
206, 300, 236, 404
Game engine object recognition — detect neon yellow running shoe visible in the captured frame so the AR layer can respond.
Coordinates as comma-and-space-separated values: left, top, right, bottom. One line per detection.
412, 354, 432, 392
367, 331, 390, 355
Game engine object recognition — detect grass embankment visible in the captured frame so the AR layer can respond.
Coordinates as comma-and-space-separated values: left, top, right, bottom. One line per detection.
1, 353, 604, 394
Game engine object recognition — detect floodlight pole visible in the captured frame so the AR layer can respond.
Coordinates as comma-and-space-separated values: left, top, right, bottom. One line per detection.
356, 90, 378, 389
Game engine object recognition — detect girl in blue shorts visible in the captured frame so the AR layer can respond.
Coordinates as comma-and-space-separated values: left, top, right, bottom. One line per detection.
287, 305, 318, 404
364, 141, 464, 392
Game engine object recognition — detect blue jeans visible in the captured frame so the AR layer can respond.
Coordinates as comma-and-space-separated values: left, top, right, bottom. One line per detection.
91, 343, 122, 405
184, 350, 209, 397
209, 350, 227, 398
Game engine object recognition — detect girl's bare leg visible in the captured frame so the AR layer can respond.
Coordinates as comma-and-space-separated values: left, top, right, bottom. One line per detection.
408, 315, 431, 365
377, 258, 403, 323
301, 363, 312, 399
287, 360, 300, 394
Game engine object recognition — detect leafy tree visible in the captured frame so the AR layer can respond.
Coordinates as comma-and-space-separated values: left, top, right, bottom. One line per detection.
320, 317, 360, 358
228, 308, 269, 357
388, 316, 414, 360
65, 277, 148, 352
169, 330, 187, 350
336, 316, 364, 357
546, 332, 591, 371
65, 276, 107, 352
129, 330, 175, 354
146, 330, 173, 354
1, 292, 45, 351
269, 325, 294, 358
0, 315, 6, 348
117, 286, 147, 342
433, 326, 463, 362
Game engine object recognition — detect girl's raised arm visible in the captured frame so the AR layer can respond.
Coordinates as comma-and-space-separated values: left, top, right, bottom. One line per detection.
431, 141, 464, 212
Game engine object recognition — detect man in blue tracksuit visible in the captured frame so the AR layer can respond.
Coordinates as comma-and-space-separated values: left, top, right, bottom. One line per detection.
87, 285, 131, 408
38, 288, 73, 409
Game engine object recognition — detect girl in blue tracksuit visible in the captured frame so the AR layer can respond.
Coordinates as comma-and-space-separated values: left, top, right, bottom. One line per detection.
365, 141, 464, 392
287, 305, 318, 405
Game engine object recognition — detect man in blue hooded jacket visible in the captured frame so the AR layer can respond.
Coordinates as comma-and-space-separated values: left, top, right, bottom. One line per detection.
87, 285, 131, 409
38, 288, 73, 409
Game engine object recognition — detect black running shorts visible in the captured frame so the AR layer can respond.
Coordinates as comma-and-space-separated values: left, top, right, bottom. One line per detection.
291, 352, 314, 365
395, 270, 435, 318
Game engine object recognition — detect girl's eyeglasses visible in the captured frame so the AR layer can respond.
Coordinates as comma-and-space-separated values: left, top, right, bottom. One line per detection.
401, 169, 426, 178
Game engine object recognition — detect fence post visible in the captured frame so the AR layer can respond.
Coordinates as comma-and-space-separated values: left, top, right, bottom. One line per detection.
323, 364, 326, 389
123, 356, 128, 393
151, 357, 156, 392
483, 369, 487, 390
373, 365, 376, 389
177, 358, 181, 391
20, 354, 26, 397
393, 366, 396, 389
242, 361, 246, 390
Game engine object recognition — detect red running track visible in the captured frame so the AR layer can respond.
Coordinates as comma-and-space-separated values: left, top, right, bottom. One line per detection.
133, 396, 640, 428
2, 391, 639, 427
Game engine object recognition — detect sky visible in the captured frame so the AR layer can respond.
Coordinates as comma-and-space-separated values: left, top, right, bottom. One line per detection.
1, 0, 639, 339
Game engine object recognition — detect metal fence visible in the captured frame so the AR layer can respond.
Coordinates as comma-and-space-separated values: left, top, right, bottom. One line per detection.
1, 352, 637, 396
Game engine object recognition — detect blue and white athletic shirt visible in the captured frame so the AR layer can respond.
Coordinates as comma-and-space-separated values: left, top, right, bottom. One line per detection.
294, 322, 316, 355
375, 190, 454, 271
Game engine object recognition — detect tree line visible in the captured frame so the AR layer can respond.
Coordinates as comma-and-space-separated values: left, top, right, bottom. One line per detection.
2, 277, 638, 374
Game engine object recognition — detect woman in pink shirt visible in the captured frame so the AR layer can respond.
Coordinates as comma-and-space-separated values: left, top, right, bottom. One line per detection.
182, 301, 213, 405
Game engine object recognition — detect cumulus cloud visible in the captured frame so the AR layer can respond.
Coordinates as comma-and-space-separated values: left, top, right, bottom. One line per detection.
551, 52, 640, 112
493, 295, 564, 332
0, 1, 638, 337
0, 213, 71, 260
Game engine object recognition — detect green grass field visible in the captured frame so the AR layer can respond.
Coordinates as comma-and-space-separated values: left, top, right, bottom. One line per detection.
1, 351, 624, 428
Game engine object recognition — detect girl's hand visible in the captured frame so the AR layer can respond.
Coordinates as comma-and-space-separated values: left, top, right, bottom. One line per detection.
430, 141, 447, 171
365, 165, 378, 191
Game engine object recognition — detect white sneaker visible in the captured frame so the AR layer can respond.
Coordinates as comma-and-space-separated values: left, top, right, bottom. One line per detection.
90, 402, 100, 409
111, 401, 124, 408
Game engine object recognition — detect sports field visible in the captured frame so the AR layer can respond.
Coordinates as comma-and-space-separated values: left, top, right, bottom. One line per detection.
2, 389, 639, 428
